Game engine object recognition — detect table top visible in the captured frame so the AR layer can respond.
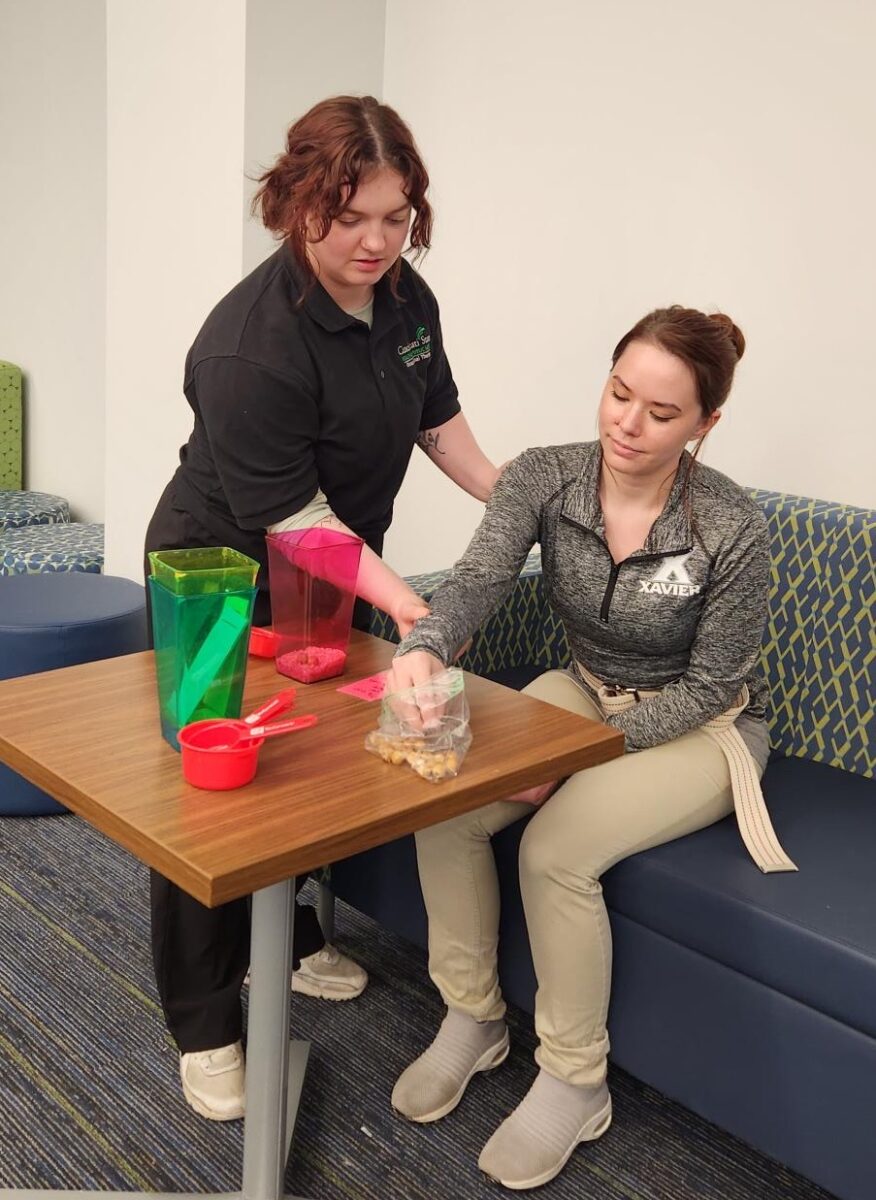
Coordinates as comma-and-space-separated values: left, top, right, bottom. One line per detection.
0, 632, 623, 906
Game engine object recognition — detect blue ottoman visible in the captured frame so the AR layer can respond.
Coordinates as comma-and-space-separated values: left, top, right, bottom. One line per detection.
0, 522, 105, 576
0, 573, 148, 815
0, 489, 70, 528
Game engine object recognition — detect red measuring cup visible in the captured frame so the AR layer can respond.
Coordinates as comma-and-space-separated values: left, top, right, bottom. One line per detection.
248, 626, 278, 658
178, 688, 316, 790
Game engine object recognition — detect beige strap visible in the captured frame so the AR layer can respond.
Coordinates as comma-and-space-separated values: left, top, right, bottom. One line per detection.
575, 663, 797, 875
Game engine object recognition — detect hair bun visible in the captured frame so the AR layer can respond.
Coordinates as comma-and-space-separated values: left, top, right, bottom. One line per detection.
709, 312, 746, 361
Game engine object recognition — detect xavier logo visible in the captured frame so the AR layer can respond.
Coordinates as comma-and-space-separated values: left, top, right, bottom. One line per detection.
639, 553, 701, 597
398, 325, 432, 368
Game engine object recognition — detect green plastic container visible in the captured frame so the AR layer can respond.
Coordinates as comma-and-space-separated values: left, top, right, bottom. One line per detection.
148, 547, 259, 596
148, 576, 257, 750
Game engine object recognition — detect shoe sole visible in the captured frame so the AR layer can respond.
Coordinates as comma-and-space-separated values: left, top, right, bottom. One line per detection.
245, 971, 368, 1002
481, 1098, 612, 1190
290, 974, 367, 1001
394, 1030, 511, 1124
181, 1076, 245, 1122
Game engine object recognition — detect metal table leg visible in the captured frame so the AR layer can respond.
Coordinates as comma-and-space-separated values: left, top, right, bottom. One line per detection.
243, 878, 312, 1200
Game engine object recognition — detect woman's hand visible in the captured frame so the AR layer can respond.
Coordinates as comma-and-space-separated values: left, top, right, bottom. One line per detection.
391, 594, 430, 639
385, 649, 447, 730
386, 648, 445, 695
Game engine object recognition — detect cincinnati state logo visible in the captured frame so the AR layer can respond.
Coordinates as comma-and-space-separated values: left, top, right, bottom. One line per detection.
398, 324, 432, 368
639, 553, 701, 597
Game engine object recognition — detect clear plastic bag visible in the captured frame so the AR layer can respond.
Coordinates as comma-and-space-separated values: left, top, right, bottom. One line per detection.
365, 667, 472, 782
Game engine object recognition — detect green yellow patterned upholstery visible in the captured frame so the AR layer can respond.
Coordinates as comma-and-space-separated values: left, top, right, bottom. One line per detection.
0, 362, 22, 489
751, 490, 873, 778
373, 493, 874, 781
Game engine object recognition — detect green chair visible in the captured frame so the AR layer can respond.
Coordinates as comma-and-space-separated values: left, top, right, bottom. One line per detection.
0, 361, 22, 489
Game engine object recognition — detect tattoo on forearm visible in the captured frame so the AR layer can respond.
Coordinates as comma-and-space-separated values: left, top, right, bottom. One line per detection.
416, 430, 445, 456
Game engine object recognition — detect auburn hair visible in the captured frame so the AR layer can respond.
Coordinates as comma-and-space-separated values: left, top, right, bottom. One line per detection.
612, 306, 745, 417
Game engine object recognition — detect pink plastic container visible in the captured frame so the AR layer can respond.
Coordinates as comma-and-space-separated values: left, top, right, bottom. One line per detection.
265, 529, 364, 683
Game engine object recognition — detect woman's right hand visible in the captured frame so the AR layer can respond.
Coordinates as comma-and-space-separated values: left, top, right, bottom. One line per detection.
385, 649, 448, 731
385, 649, 445, 696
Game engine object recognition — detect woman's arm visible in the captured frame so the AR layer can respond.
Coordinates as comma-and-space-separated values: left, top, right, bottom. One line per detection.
416, 412, 503, 502
267, 494, 427, 638
388, 450, 544, 690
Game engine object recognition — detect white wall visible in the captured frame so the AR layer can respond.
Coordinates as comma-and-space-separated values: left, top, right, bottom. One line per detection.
4, 1, 872, 582
0, 0, 106, 521
382, 0, 876, 575
242, 0, 386, 273
104, 0, 249, 580
104, 0, 386, 581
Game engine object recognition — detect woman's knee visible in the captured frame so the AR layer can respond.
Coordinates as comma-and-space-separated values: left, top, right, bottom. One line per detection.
415, 797, 517, 855
518, 809, 591, 885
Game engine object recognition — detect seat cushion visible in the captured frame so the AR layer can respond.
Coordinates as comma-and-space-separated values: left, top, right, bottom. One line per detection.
602, 756, 876, 1038
0, 522, 104, 575
0, 488, 70, 528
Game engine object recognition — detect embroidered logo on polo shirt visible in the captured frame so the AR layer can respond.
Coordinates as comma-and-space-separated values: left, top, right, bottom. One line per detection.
398, 325, 432, 368
639, 553, 701, 597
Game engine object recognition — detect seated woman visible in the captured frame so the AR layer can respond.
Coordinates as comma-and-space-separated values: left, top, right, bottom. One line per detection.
386, 305, 794, 1190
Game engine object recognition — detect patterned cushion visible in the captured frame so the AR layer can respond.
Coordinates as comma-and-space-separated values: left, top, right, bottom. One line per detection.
0, 523, 104, 576
381, 497, 874, 781
751, 490, 874, 778
0, 489, 70, 529
0, 362, 22, 489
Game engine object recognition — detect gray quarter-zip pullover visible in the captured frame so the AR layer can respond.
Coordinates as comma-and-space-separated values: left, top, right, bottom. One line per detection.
396, 441, 771, 753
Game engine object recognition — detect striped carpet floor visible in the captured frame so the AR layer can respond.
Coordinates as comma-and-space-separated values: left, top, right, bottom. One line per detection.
0, 813, 835, 1199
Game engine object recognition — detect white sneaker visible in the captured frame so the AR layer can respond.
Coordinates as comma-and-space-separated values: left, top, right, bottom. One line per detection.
291, 944, 368, 1000
179, 1041, 245, 1121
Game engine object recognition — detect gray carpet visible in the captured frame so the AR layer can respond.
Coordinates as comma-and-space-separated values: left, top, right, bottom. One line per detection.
0, 813, 835, 1199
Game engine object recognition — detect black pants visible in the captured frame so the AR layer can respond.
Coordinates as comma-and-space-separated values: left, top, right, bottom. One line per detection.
149, 870, 324, 1051
144, 483, 350, 1052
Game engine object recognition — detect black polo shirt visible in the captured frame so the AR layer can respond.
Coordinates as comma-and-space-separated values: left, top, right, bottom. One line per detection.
170, 247, 460, 562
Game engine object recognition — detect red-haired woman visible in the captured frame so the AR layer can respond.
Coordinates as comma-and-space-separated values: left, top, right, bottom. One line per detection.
144, 95, 502, 1122
387, 307, 793, 1189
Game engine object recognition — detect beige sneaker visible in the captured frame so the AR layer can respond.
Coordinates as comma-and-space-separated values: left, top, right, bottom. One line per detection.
179, 1041, 245, 1121
291, 944, 368, 1000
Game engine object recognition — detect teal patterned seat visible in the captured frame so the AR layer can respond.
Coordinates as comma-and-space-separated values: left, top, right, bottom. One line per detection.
0, 522, 104, 576
0, 489, 70, 529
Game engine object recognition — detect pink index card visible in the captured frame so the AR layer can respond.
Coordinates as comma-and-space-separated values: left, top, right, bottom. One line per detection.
337, 671, 389, 702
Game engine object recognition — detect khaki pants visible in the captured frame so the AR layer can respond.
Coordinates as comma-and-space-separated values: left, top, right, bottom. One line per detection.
415, 670, 749, 1088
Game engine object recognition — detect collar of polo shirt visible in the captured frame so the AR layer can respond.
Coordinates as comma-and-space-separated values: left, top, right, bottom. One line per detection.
280, 244, 404, 335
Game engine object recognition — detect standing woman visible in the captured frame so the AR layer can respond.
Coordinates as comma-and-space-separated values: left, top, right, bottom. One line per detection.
145, 95, 502, 1122
388, 307, 792, 1189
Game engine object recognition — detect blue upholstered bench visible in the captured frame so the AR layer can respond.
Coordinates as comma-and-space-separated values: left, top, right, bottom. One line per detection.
331, 490, 874, 1200
0, 573, 148, 814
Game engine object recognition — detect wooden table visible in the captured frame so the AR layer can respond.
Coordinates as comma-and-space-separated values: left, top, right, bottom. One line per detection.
0, 630, 623, 1200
